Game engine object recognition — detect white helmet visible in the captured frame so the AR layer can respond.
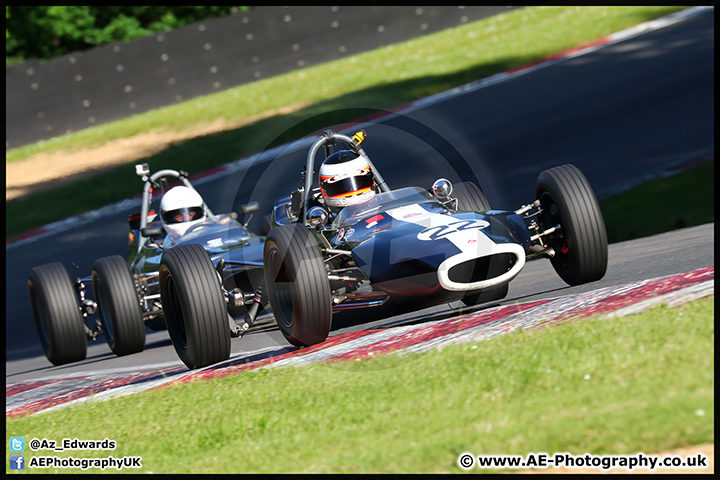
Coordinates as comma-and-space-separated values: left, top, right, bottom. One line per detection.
159, 186, 206, 235
318, 150, 376, 207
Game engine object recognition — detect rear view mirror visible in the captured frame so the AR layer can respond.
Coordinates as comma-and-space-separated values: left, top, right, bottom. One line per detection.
141, 225, 164, 238
238, 202, 260, 214
432, 178, 453, 200
306, 206, 329, 229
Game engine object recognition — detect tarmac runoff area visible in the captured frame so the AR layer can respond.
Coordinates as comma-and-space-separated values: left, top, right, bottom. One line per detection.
6, 265, 713, 419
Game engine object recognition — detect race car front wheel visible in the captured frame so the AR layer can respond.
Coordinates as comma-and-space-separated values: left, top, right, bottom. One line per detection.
28, 263, 87, 366
264, 224, 332, 347
535, 164, 608, 286
159, 243, 230, 369
92, 255, 145, 356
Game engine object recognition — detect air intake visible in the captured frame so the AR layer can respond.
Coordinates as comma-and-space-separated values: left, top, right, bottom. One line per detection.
447, 253, 517, 284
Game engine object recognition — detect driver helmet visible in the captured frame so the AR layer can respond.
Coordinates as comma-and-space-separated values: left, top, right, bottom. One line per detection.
159, 186, 206, 235
318, 150, 376, 207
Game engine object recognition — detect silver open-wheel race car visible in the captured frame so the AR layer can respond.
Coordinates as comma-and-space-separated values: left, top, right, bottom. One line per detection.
261, 129, 608, 348
28, 164, 267, 369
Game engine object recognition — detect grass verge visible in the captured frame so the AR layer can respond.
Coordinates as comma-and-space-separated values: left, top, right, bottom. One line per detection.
6, 296, 714, 473
599, 161, 715, 244
5, 6, 689, 240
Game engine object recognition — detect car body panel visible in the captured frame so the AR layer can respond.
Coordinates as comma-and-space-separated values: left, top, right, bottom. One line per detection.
130, 214, 263, 276
324, 187, 530, 299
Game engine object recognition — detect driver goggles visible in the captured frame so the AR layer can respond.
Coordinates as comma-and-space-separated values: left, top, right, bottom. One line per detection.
162, 206, 203, 224
320, 171, 374, 198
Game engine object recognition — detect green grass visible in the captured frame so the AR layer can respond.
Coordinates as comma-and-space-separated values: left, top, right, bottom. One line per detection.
5, 6, 690, 240
6, 296, 714, 473
600, 161, 715, 244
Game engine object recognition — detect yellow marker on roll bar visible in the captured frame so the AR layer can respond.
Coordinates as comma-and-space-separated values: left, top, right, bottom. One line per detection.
352, 130, 366, 145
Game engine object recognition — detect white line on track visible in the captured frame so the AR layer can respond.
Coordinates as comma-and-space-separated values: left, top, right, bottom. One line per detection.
8, 345, 282, 383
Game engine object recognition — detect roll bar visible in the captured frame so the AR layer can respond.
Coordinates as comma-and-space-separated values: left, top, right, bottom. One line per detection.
136, 168, 213, 249
303, 130, 390, 225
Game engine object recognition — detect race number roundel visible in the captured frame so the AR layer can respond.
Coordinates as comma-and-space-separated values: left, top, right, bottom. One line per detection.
417, 219, 490, 242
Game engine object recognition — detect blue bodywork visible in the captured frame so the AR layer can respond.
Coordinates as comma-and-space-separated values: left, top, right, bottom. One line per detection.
327, 187, 531, 301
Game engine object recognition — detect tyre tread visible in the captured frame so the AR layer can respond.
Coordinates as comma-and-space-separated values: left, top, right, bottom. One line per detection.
264, 224, 332, 346
536, 164, 608, 285
92, 255, 145, 356
160, 244, 230, 369
452, 181, 492, 212
28, 263, 87, 366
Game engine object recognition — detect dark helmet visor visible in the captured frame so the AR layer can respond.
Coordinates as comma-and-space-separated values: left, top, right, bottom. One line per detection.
161, 206, 204, 224
320, 172, 374, 198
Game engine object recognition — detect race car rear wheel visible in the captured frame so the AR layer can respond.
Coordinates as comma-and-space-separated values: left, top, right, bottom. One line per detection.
159, 243, 231, 369
92, 255, 145, 356
461, 283, 509, 307
452, 181, 492, 212
28, 263, 87, 366
264, 224, 332, 347
535, 164, 608, 286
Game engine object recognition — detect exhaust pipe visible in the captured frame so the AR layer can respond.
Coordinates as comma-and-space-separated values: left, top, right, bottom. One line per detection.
331, 292, 389, 311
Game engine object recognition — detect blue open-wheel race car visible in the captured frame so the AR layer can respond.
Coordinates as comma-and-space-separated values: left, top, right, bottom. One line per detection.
262, 129, 608, 347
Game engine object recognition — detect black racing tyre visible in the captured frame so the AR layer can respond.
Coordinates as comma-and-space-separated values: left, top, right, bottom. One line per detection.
92, 255, 145, 356
461, 283, 509, 307
159, 243, 230, 369
452, 181, 492, 212
259, 214, 273, 236
263, 224, 332, 346
28, 263, 87, 366
535, 164, 608, 286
